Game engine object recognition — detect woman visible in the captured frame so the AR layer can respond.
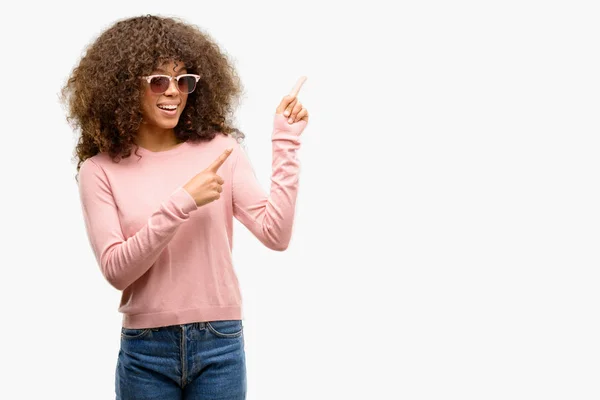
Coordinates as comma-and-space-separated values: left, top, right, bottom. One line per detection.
61, 14, 308, 399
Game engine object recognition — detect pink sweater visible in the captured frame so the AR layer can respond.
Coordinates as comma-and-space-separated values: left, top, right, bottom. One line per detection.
77, 114, 306, 329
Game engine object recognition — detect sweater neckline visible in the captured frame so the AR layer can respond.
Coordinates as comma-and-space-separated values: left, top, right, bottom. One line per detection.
133, 141, 190, 157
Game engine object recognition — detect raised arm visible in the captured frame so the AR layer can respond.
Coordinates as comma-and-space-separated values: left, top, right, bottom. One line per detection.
232, 77, 309, 250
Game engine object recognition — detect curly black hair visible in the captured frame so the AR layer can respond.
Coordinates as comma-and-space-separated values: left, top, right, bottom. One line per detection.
61, 14, 244, 173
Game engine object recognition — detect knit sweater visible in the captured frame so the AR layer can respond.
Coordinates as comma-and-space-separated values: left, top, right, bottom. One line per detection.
77, 114, 306, 328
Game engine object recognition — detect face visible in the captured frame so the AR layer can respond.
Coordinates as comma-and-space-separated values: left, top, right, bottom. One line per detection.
140, 60, 189, 131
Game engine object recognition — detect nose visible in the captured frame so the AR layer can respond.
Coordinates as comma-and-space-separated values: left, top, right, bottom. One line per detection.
164, 78, 179, 96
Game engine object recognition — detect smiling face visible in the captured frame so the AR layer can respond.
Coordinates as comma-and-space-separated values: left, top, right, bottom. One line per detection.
140, 60, 189, 132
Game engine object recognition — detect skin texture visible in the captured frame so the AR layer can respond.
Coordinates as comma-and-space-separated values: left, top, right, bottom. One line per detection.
136, 60, 190, 151
277, 76, 309, 124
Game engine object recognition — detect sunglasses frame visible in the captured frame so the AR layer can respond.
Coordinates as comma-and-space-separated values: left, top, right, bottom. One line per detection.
141, 74, 201, 94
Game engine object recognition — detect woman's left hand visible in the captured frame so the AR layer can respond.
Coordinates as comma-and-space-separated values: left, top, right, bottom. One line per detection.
276, 76, 309, 125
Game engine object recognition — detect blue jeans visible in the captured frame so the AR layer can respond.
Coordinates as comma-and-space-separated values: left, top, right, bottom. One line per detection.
116, 320, 246, 399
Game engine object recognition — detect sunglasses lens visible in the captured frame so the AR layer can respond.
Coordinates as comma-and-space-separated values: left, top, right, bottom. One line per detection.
149, 76, 170, 93
178, 76, 197, 93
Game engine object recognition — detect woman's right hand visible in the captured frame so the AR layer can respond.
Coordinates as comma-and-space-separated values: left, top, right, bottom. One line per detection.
183, 148, 233, 207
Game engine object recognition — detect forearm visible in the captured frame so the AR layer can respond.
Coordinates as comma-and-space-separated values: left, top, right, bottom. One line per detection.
82, 186, 197, 290
233, 114, 306, 250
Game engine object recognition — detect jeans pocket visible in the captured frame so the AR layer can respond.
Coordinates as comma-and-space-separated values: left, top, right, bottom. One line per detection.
121, 327, 151, 340
207, 320, 243, 338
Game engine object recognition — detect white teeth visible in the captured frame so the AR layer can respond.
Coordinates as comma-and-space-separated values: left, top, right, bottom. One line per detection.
158, 105, 177, 110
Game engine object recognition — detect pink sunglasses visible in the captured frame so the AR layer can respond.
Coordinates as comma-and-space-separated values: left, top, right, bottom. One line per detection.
141, 74, 201, 94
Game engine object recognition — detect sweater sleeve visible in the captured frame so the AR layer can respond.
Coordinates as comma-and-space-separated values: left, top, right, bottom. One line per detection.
77, 159, 198, 290
232, 113, 307, 251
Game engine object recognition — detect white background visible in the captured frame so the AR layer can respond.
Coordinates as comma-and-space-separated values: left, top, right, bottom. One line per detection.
0, 0, 598, 399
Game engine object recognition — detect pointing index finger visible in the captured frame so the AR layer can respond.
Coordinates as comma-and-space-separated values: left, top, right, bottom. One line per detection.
289, 76, 307, 98
208, 148, 233, 172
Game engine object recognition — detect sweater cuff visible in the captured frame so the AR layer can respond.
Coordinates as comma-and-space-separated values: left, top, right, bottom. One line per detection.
272, 113, 307, 145
169, 187, 198, 215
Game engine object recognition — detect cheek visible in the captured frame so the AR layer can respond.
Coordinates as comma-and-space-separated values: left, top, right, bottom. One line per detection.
140, 92, 158, 117
180, 93, 189, 109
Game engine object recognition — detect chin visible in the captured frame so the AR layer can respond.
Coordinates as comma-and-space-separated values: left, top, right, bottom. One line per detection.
155, 116, 181, 129
160, 121, 179, 129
